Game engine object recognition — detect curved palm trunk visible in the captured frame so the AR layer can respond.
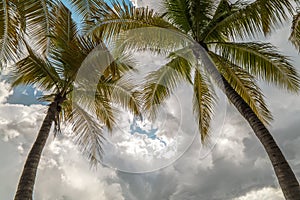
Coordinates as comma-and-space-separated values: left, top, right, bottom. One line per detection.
14, 102, 57, 200
223, 76, 300, 200
196, 45, 300, 200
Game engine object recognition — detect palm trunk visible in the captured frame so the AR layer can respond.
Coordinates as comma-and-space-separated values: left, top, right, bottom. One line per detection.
223, 76, 300, 200
196, 45, 300, 199
14, 102, 56, 200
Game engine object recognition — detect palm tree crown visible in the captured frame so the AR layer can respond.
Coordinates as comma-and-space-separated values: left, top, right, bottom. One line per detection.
11, 1, 140, 199
13, 2, 138, 164
87, 0, 299, 138
85, 0, 300, 199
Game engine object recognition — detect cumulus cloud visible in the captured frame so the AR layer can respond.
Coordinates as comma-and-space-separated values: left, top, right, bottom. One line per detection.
233, 187, 284, 200
0, 84, 125, 200
0, 81, 12, 103
2, 50, 297, 200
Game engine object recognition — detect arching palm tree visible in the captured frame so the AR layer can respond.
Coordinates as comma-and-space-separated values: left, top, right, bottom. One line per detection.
86, 0, 300, 199
12, 2, 140, 200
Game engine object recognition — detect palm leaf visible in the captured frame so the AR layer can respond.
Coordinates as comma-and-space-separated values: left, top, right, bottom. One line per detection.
100, 50, 137, 80
64, 101, 105, 166
85, 1, 174, 42
72, 83, 117, 132
11, 41, 62, 91
73, 76, 140, 131
17, 0, 57, 55
205, 0, 295, 40
163, 0, 193, 33
48, 2, 85, 83
0, 0, 20, 66
213, 42, 300, 92
193, 68, 216, 141
189, 0, 215, 40
199, 0, 233, 42
97, 77, 141, 117
290, 11, 300, 51
67, 0, 98, 19
115, 26, 192, 56
209, 52, 272, 125
141, 54, 192, 119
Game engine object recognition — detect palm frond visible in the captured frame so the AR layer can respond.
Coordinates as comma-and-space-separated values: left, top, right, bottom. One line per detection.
290, 11, 300, 51
64, 101, 105, 166
67, 0, 98, 20
73, 76, 141, 132
0, 0, 20, 66
115, 26, 192, 56
101, 49, 137, 80
141, 54, 192, 119
48, 2, 83, 82
200, 0, 233, 42
213, 42, 300, 92
94, 92, 116, 132
163, 0, 193, 33
85, 1, 175, 42
205, 0, 295, 40
11, 41, 62, 91
97, 77, 141, 117
72, 84, 117, 132
73, 37, 137, 89
19, 0, 57, 55
209, 52, 272, 125
193, 68, 216, 141
53, 30, 135, 85
189, 0, 215, 41
50, 2, 78, 44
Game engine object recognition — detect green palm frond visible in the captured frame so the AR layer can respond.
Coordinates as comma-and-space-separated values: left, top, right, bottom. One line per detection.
98, 77, 141, 116
141, 54, 192, 119
48, 2, 84, 82
85, 1, 174, 41
200, 0, 233, 42
64, 101, 105, 166
12, 41, 62, 91
115, 26, 192, 56
94, 93, 116, 132
73, 36, 137, 88
19, 0, 57, 55
290, 11, 300, 51
193, 68, 216, 141
206, 0, 295, 40
73, 76, 140, 132
0, 0, 20, 66
67, 0, 98, 19
72, 86, 117, 132
189, 0, 214, 40
101, 50, 137, 80
163, 0, 193, 33
256, 0, 294, 34
213, 42, 300, 92
51, 2, 78, 44
209, 52, 272, 125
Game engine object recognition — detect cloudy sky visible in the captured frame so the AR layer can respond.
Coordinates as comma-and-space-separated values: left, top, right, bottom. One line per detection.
1, 1, 300, 200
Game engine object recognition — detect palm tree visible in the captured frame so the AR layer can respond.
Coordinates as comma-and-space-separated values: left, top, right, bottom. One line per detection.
86, 0, 300, 199
12, 2, 140, 200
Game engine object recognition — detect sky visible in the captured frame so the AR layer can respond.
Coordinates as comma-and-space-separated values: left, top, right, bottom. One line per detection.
1, 1, 300, 200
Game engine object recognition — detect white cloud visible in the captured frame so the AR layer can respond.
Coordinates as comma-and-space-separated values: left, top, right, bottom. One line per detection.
0, 81, 12, 103
0, 97, 125, 200
233, 187, 284, 200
